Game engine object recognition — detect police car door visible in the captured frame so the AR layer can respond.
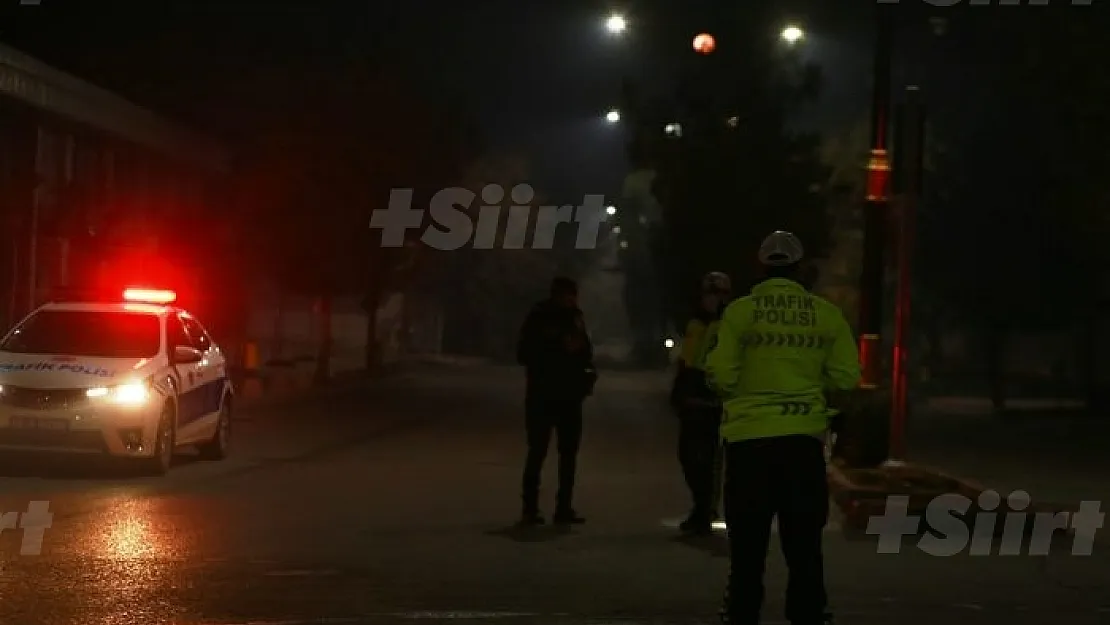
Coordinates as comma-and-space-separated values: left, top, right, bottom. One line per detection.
180, 314, 222, 438
166, 313, 204, 443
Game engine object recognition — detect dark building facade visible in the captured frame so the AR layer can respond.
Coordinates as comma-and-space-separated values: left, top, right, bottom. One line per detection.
0, 43, 233, 335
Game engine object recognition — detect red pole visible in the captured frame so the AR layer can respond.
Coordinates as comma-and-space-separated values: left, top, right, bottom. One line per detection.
889, 86, 924, 462
858, 5, 893, 390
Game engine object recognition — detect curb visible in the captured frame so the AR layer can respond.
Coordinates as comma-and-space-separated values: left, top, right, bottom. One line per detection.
233, 368, 379, 415
828, 461, 1091, 541
829, 461, 984, 531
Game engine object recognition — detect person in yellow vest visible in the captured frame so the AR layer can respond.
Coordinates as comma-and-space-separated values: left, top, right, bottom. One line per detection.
669, 271, 731, 535
706, 231, 860, 625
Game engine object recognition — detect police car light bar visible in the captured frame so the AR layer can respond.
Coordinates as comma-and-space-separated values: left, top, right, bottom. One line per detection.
122, 288, 176, 304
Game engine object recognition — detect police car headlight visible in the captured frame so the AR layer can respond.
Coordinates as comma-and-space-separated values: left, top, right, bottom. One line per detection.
87, 382, 150, 406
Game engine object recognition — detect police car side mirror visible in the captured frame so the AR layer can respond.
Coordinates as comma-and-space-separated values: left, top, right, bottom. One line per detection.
172, 345, 203, 364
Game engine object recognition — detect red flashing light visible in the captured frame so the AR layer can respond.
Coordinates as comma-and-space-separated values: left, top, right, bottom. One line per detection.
123, 288, 177, 304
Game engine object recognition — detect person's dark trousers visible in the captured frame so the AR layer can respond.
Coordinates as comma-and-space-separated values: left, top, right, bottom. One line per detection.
678, 406, 721, 522
722, 435, 829, 625
521, 394, 584, 515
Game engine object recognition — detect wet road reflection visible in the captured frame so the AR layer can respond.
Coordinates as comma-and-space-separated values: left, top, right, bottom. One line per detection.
0, 371, 1107, 625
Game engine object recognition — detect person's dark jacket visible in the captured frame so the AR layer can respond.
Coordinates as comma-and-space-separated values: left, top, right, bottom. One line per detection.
517, 300, 597, 400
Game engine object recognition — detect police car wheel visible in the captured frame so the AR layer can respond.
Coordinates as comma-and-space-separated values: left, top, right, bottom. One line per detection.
199, 401, 230, 461
141, 404, 176, 476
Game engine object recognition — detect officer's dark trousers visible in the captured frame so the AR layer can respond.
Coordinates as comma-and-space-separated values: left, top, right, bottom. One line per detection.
723, 435, 828, 625
678, 406, 721, 520
521, 395, 584, 514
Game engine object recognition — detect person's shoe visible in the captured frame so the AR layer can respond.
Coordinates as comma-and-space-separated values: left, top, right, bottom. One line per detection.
517, 511, 544, 527
552, 509, 585, 525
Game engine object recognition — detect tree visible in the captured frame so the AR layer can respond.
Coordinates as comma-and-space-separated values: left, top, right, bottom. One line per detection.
429, 155, 583, 360
231, 62, 470, 378
813, 121, 869, 325
635, 27, 830, 325
914, 8, 1110, 409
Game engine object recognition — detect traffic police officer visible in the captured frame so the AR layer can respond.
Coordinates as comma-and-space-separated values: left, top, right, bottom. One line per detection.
671, 271, 731, 534
705, 231, 860, 625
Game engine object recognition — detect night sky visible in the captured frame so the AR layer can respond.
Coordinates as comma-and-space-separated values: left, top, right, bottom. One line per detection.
0, 0, 879, 201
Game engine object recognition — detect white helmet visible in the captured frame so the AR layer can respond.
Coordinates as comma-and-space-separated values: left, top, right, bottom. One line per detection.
758, 231, 804, 266
701, 271, 731, 293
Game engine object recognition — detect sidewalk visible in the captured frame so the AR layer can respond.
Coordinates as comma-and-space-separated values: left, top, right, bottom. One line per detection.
235, 361, 374, 411
906, 397, 1110, 506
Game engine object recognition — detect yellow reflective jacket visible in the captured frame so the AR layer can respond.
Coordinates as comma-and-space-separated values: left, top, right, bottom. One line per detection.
671, 314, 722, 407
679, 318, 720, 371
705, 278, 861, 442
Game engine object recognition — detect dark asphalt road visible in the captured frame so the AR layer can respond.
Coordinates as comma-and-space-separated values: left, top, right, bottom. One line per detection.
0, 365, 1108, 624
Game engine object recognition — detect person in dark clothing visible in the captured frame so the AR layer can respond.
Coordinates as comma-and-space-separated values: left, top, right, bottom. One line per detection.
516, 277, 597, 526
671, 271, 731, 534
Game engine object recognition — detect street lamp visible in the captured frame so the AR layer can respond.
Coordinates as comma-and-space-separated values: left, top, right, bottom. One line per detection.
606, 205, 617, 216
605, 109, 620, 123
693, 33, 716, 55
606, 14, 627, 35
781, 25, 804, 44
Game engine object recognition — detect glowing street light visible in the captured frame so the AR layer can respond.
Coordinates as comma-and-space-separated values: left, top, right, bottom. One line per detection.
605, 109, 620, 123
693, 33, 716, 55
781, 25, 804, 44
606, 205, 617, 216
606, 14, 627, 35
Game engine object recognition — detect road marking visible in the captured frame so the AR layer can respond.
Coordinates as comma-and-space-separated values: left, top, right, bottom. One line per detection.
392, 612, 543, 619
203, 619, 363, 625
660, 517, 841, 532
659, 517, 727, 533
264, 569, 339, 577
197, 607, 1059, 625
203, 615, 549, 625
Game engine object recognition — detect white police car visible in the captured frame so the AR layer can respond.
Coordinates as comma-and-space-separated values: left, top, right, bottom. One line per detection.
0, 288, 233, 474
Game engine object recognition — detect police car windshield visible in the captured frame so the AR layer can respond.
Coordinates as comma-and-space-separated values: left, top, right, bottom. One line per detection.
0, 310, 160, 358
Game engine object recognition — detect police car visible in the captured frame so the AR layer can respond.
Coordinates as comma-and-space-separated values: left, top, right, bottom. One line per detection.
0, 288, 232, 475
